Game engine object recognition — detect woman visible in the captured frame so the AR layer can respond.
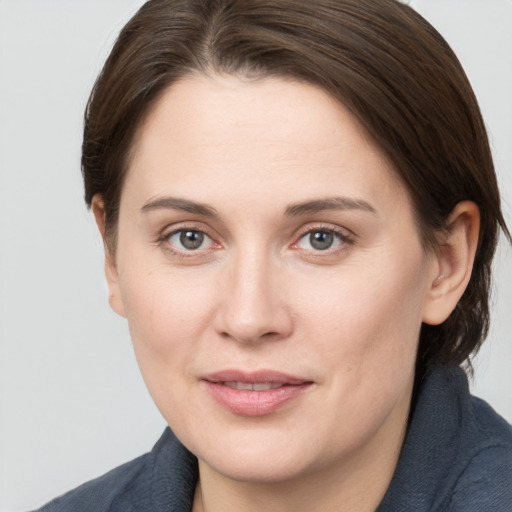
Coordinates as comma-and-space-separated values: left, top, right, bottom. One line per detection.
35, 0, 511, 510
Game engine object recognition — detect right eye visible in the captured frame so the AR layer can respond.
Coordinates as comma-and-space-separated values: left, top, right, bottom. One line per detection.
166, 229, 213, 251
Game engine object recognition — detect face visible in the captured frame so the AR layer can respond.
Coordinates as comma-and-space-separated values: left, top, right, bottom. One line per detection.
103, 74, 441, 483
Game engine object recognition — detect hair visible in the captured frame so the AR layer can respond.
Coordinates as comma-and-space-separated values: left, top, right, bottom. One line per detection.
82, 0, 510, 378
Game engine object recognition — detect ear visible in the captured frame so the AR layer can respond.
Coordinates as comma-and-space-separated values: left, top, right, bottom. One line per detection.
91, 195, 126, 318
422, 201, 480, 325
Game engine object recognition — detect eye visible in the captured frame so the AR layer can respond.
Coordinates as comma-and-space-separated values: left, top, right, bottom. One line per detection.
295, 229, 349, 252
167, 229, 212, 251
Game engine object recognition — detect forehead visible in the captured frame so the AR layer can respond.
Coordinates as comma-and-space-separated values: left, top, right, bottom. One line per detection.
125, 74, 408, 213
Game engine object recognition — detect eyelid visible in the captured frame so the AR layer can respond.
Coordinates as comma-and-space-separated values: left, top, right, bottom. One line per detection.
290, 223, 356, 252
157, 223, 222, 256
292, 223, 355, 242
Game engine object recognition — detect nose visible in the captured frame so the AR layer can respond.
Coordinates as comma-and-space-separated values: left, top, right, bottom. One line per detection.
214, 251, 294, 345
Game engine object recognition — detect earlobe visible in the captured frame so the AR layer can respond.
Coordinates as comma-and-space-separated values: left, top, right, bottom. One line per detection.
91, 195, 126, 318
422, 201, 480, 326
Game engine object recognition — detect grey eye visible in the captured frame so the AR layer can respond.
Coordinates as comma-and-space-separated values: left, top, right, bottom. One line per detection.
309, 231, 334, 250
296, 230, 345, 252
169, 230, 208, 250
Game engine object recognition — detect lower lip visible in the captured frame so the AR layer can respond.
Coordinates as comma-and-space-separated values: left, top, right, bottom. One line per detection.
203, 381, 312, 416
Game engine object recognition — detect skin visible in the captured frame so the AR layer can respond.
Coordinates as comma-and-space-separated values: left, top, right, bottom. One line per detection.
93, 74, 479, 512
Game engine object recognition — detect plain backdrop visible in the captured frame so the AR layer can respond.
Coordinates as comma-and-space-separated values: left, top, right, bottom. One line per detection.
0, 1, 511, 510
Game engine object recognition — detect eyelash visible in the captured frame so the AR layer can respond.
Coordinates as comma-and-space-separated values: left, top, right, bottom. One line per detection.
291, 224, 355, 255
157, 223, 355, 258
157, 225, 220, 259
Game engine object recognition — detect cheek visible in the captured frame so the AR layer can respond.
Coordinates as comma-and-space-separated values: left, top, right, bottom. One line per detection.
117, 270, 220, 425
288, 255, 428, 451
118, 268, 217, 368
296, 250, 429, 375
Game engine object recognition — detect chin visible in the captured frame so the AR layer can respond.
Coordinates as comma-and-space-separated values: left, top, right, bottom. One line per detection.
190, 425, 331, 484
203, 451, 312, 483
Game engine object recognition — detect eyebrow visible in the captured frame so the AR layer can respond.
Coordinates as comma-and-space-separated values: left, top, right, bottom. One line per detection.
140, 195, 377, 218
284, 197, 377, 217
141, 197, 218, 217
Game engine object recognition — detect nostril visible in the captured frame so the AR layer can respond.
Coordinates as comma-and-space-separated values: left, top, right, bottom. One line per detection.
218, 329, 283, 344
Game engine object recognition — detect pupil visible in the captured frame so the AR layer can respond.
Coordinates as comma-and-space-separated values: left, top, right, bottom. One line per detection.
180, 231, 204, 250
310, 231, 333, 250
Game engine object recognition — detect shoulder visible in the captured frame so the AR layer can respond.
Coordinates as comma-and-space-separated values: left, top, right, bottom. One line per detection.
445, 396, 512, 511
31, 428, 198, 512
378, 366, 512, 512
31, 452, 152, 512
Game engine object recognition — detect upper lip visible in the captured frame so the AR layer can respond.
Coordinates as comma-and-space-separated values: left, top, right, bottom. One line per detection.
202, 369, 312, 385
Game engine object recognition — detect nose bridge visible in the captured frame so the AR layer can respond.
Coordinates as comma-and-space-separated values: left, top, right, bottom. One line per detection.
217, 244, 291, 344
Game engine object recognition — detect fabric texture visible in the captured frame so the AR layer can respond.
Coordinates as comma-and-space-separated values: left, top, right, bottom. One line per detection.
32, 367, 512, 512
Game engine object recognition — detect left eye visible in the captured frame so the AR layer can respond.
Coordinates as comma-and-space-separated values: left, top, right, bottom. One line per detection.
167, 230, 212, 251
295, 230, 345, 251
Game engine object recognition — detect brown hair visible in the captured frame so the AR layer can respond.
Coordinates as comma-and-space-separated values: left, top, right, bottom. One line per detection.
82, 0, 510, 376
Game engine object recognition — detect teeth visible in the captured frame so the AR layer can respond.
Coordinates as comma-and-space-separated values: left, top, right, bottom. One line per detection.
223, 381, 283, 391
253, 383, 282, 391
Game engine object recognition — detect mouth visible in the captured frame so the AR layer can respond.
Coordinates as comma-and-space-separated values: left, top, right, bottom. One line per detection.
222, 381, 286, 391
202, 370, 314, 416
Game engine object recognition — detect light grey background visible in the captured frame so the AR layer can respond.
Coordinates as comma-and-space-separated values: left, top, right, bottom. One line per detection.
0, 1, 510, 511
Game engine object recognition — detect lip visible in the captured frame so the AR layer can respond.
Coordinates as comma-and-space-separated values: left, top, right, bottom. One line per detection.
202, 369, 314, 417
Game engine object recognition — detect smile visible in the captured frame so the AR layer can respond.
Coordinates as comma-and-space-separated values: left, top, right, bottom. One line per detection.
223, 382, 284, 391
202, 370, 313, 416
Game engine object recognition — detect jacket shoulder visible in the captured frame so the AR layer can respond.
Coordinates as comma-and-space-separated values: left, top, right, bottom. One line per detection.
447, 443, 512, 511
31, 428, 197, 512
445, 396, 512, 511
31, 453, 151, 512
